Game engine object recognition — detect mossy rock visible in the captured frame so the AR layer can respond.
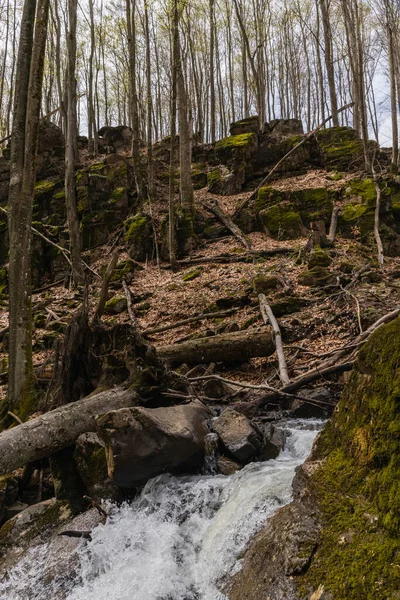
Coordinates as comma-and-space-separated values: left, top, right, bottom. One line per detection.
316, 127, 365, 170
74, 433, 117, 501
252, 275, 280, 293
124, 212, 154, 262
270, 296, 310, 317
191, 168, 207, 190
182, 268, 201, 282
256, 187, 285, 212
260, 202, 307, 240
33, 312, 47, 329
110, 258, 136, 283
307, 248, 332, 269
207, 166, 245, 195
344, 178, 376, 206
105, 296, 127, 314
35, 331, 60, 350
301, 317, 400, 599
298, 266, 335, 287
50, 446, 87, 513
0, 267, 8, 295
47, 320, 68, 334
230, 116, 259, 136
0, 476, 19, 525
34, 179, 57, 197
339, 203, 375, 239
290, 188, 334, 225
177, 208, 199, 255
215, 132, 258, 156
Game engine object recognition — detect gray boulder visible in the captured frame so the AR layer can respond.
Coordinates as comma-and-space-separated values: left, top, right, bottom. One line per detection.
96, 401, 211, 488
212, 409, 262, 463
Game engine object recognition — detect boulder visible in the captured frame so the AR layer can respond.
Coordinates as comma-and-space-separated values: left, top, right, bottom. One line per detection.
98, 125, 133, 153
217, 456, 242, 475
298, 266, 336, 287
212, 409, 262, 463
124, 212, 154, 261
258, 423, 287, 460
74, 432, 118, 500
260, 202, 308, 239
96, 401, 211, 488
229, 116, 260, 136
0, 476, 19, 525
268, 118, 304, 138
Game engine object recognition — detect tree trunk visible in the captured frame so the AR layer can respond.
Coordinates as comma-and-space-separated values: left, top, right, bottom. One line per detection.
65, 0, 84, 287
176, 18, 193, 210
0, 387, 139, 475
158, 328, 274, 365
7, 0, 49, 413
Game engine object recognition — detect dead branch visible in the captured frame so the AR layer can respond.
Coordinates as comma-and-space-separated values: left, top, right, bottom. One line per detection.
259, 294, 290, 385
328, 206, 340, 243
162, 248, 293, 269
202, 198, 252, 250
91, 250, 119, 325
122, 279, 137, 330
143, 308, 237, 336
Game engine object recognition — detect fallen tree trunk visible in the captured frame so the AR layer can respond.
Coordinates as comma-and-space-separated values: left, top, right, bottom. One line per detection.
158, 328, 274, 365
0, 386, 138, 475
161, 248, 293, 269
259, 294, 289, 385
202, 198, 252, 250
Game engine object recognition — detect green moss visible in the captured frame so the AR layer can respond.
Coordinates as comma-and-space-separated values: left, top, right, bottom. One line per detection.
260, 203, 305, 240
34, 180, 57, 197
53, 190, 66, 200
345, 178, 376, 205
316, 127, 365, 170
124, 214, 148, 243
110, 258, 136, 282
307, 247, 332, 269
291, 188, 334, 225
301, 317, 400, 599
208, 168, 222, 186
109, 187, 126, 204
89, 162, 106, 173
340, 203, 375, 239
256, 187, 285, 212
182, 268, 201, 282
0, 268, 8, 295
105, 296, 127, 314
252, 275, 279, 293
298, 265, 335, 287
215, 132, 257, 152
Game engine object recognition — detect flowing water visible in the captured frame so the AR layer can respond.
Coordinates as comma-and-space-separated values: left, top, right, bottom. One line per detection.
0, 419, 323, 600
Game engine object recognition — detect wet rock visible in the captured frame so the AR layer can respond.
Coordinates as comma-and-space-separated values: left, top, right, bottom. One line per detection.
290, 387, 333, 419
0, 476, 19, 525
74, 432, 118, 500
97, 401, 211, 488
217, 456, 242, 475
259, 423, 287, 460
212, 409, 262, 463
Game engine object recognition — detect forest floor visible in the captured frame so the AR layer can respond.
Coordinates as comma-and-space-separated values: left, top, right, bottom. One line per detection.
1, 166, 400, 405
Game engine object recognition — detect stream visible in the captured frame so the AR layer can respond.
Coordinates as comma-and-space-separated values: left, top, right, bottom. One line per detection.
0, 419, 323, 600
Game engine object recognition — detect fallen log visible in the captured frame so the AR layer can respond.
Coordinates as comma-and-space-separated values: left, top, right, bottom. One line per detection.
143, 308, 237, 336
202, 198, 252, 250
161, 248, 293, 269
158, 328, 274, 365
259, 294, 289, 385
0, 386, 138, 476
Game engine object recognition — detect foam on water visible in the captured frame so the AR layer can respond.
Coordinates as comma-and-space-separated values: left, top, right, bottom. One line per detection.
0, 419, 323, 600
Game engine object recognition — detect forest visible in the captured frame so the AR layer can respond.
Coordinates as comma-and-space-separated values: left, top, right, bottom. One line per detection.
0, 0, 399, 599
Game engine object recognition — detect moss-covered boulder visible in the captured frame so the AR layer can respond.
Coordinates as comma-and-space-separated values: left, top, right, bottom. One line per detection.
339, 203, 375, 239
316, 127, 366, 170
50, 447, 87, 513
191, 167, 207, 190
255, 186, 285, 213
124, 212, 154, 261
0, 476, 18, 525
291, 188, 334, 226
260, 203, 307, 239
230, 116, 260, 136
252, 274, 280, 294
110, 258, 136, 283
228, 316, 400, 600
74, 432, 118, 500
298, 265, 336, 287
105, 296, 127, 315
207, 165, 245, 195
307, 247, 332, 269
270, 296, 310, 317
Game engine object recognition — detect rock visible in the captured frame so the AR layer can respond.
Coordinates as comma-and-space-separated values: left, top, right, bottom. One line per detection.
207, 166, 245, 196
307, 248, 332, 269
212, 409, 262, 463
269, 118, 304, 138
50, 447, 87, 513
217, 456, 242, 475
74, 432, 118, 500
252, 274, 280, 293
0, 476, 19, 525
290, 386, 333, 419
191, 167, 207, 190
229, 116, 260, 136
270, 296, 310, 317
259, 423, 287, 460
316, 126, 368, 170
97, 401, 211, 488
4, 502, 29, 521
298, 266, 336, 287
104, 296, 127, 314
124, 212, 154, 262
98, 125, 133, 153
260, 202, 308, 239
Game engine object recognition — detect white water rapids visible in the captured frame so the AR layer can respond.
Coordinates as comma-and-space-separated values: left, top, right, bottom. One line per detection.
0, 419, 323, 600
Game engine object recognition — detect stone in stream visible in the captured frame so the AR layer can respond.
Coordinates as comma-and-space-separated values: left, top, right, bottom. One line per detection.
96, 401, 211, 488
212, 409, 262, 463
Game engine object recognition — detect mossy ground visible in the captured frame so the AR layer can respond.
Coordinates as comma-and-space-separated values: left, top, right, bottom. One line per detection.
300, 318, 400, 599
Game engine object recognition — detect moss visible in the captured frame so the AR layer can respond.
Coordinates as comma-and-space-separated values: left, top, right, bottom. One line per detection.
109, 187, 126, 204
316, 127, 365, 170
215, 132, 257, 152
53, 190, 66, 200
124, 214, 148, 243
252, 275, 279, 293
345, 178, 376, 206
34, 180, 57, 197
298, 265, 335, 287
89, 162, 106, 174
301, 317, 400, 599
105, 296, 127, 313
0, 268, 8, 295
110, 258, 136, 282
340, 203, 375, 239
207, 168, 222, 187
270, 296, 309, 317
256, 187, 285, 212
260, 203, 306, 240
291, 188, 334, 225
307, 247, 332, 269
182, 268, 201, 282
